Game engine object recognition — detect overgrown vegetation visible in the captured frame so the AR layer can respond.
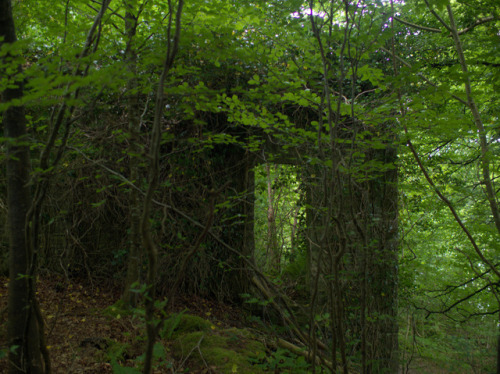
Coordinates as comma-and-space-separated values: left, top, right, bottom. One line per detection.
1, 0, 498, 373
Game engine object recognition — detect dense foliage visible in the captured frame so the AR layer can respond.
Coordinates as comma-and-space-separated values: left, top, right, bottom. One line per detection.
1, 0, 499, 373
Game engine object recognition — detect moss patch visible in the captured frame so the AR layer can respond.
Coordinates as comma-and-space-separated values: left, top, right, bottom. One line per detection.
162, 313, 213, 339
171, 316, 267, 374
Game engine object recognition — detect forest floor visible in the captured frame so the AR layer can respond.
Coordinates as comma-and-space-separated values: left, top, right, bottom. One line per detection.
0, 274, 256, 374
0, 275, 491, 373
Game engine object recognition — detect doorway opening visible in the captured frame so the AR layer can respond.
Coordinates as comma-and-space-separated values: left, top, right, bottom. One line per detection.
253, 163, 304, 275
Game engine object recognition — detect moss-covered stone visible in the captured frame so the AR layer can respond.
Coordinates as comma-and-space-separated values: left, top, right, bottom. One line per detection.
162, 313, 213, 339
171, 320, 267, 374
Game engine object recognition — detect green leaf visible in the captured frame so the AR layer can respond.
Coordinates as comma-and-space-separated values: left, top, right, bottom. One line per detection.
153, 342, 166, 360
111, 358, 141, 374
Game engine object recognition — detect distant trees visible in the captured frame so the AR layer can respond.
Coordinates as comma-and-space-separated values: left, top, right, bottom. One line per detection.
392, 0, 500, 370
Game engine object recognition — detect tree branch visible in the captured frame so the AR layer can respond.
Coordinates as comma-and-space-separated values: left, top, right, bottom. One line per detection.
420, 282, 496, 318
423, 0, 452, 32
379, 46, 468, 106
459, 15, 497, 35
393, 15, 498, 35
428, 262, 500, 296
393, 16, 441, 33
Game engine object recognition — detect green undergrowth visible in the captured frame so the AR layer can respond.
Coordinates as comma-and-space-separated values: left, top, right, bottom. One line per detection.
162, 313, 212, 339
166, 314, 267, 373
103, 301, 314, 373
102, 299, 134, 319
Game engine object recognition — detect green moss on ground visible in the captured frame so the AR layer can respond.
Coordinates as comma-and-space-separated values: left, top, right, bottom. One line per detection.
162, 313, 213, 339
170, 316, 267, 373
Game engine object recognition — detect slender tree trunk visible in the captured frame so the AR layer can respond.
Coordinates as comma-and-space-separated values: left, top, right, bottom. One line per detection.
122, 0, 142, 309
445, 5, 500, 236
141, 2, 183, 372
445, 20, 500, 371
265, 162, 280, 273
497, 310, 500, 374
290, 205, 300, 253
1, 1, 46, 372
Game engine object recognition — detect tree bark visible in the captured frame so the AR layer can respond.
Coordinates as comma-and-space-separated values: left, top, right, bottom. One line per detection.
265, 162, 280, 273
141, 1, 183, 372
122, 0, 142, 309
1, 1, 46, 372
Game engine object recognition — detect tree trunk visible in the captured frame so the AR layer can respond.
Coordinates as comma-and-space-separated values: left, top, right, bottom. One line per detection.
265, 162, 280, 273
1, 1, 46, 372
497, 311, 500, 374
122, 0, 142, 309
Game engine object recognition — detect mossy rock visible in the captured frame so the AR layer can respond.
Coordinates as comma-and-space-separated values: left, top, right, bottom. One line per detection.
162, 313, 213, 339
172, 325, 267, 373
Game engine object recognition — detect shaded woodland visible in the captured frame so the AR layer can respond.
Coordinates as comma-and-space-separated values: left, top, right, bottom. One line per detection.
1, 0, 499, 373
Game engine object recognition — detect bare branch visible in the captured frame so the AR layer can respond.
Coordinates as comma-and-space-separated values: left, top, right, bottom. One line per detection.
459, 15, 497, 35
393, 15, 498, 35
423, 0, 452, 32
393, 16, 441, 33
428, 262, 500, 296
421, 282, 496, 318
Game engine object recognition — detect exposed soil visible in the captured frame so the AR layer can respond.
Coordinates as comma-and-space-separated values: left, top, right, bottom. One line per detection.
1, 275, 490, 373
0, 275, 252, 374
